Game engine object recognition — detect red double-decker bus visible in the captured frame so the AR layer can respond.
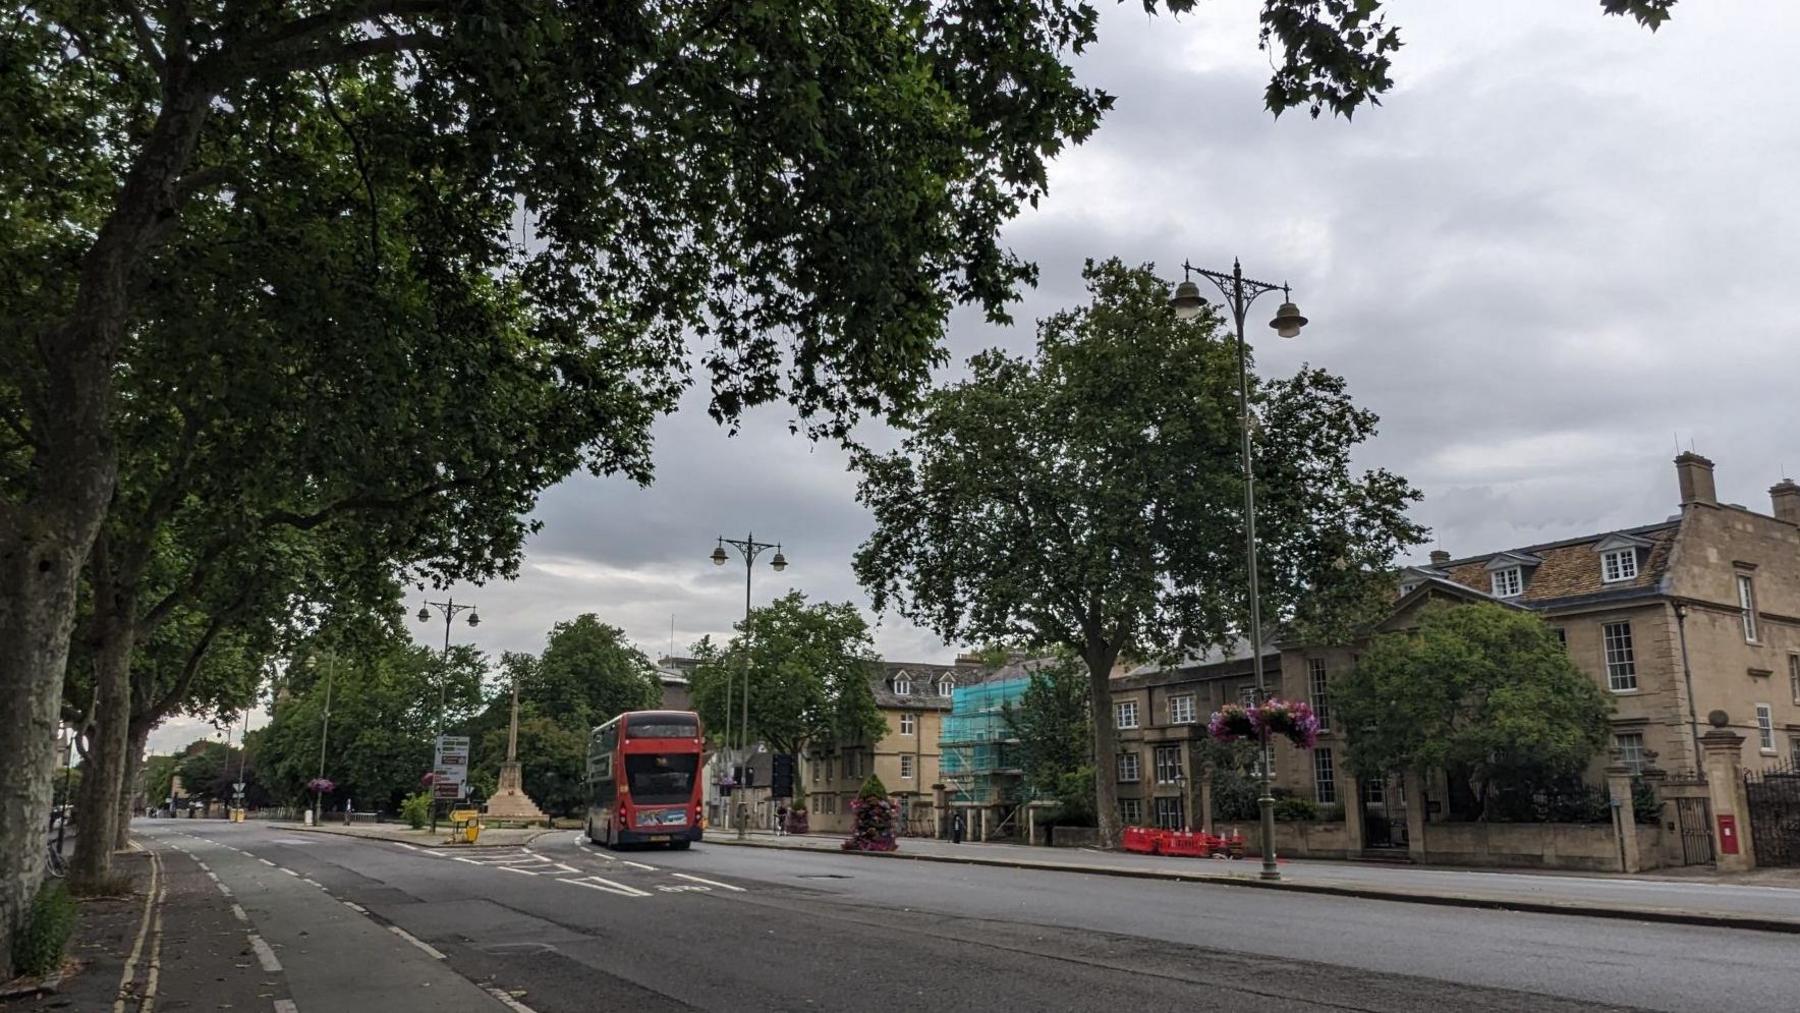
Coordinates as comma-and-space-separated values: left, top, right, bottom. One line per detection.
585, 710, 705, 849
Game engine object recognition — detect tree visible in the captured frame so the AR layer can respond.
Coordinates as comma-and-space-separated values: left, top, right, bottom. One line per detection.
257, 632, 486, 813
688, 592, 886, 762
854, 260, 1425, 847
1333, 603, 1612, 818
529, 618, 660, 732
1004, 657, 1095, 824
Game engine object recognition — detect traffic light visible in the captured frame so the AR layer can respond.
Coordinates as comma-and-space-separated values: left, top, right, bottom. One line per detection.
770, 754, 796, 798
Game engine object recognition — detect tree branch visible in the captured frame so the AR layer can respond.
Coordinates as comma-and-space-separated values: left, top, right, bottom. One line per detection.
125, 1, 166, 75
312, 70, 382, 272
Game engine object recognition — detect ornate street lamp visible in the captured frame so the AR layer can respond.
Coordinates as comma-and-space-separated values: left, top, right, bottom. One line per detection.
1171, 258, 1306, 882
710, 533, 787, 839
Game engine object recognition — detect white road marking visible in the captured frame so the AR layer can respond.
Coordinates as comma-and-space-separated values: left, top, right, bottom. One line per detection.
576, 875, 652, 898
248, 933, 283, 972
274, 1000, 300, 1013
392, 842, 419, 852
216, 880, 233, 898
259, 858, 277, 867
499, 866, 538, 877
552, 863, 580, 874
204, 869, 219, 881
656, 884, 710, 893
619, 860, 657, 871
342, 901, 368, 914
230, 904, 249, 923
113, 846, 163, 1013
452, 856, 481, 865
672, 873, 745, 893
196, 861, 210, 872
485, 985, 540, 1013
281, 867, 299, 877
389, 925, 446, 960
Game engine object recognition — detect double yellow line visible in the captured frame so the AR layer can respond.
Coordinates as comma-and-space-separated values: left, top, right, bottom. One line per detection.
113, 839, 166, 1013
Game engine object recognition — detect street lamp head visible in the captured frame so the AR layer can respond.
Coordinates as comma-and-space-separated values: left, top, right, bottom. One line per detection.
770, 546, 788, 572
1170, 279, 1206, 321
710, 542, 729, 566
1268, 295, 1307, 339
467, 611, 480, 628
416, 606, 432, 624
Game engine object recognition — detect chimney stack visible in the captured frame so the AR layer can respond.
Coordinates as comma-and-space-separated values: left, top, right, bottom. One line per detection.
1429, 550, 1451, 567
1674, 452, 1717, 506
1772, 479, 1800, 525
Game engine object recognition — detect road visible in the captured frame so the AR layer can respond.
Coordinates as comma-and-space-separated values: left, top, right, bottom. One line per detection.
132, 820, 1798, 1012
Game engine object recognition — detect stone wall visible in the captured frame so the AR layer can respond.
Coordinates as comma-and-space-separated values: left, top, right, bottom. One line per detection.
1047, 826, 1100, 848
1415, 821, 1628, 872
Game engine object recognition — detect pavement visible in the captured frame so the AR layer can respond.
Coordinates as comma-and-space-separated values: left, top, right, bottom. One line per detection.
710, 830, 1800, 932
48, 816, 1794, 1012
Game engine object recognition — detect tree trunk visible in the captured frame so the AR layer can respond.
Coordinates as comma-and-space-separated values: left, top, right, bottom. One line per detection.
1, 78, 216, 942
71, 549, 137, 886
0, 522, 91, 978
114, 720, 153, 852
1083, 642, 1123, 850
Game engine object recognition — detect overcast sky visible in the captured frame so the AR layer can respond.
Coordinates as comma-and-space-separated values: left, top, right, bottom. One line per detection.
151, 1, 1800, 754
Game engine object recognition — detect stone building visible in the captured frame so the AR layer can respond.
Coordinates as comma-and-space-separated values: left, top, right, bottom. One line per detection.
805, 661, 980, 834
1106, 454, 1798, 867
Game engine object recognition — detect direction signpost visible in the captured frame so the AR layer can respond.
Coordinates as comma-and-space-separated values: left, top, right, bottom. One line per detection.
434, 735, 471, 802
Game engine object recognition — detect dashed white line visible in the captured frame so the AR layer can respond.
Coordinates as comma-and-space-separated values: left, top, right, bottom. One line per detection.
280, 868, 299, 877
248, 933, 283, 972
391, 842, 419, 852
342, 901, 368, 914
619, 860, 657, 871
259, 858, 277, 867
452, 856, 480, 865
672, 873, 745, 893
498, 866, 538, 877
230, 904, 249, 923
485, 985, 540, 1013
215, 880, 233, 898
196, 861, 210, 872
388, 925, 446, 960
552, 863, 580, 874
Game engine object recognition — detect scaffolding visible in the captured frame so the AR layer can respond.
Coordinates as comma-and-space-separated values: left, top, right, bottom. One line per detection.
940, 677, 1029, 820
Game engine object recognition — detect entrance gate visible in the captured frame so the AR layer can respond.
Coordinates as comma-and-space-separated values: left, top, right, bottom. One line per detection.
1671, 796, 1714, 866
1745, 760, 1800, 867
1361, 776, 1407, 849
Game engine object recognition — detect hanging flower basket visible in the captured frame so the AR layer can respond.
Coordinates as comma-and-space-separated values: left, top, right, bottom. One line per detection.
1255, 698, 1320, 749
1208, 703, 1257, 742
306, 777, 335, 795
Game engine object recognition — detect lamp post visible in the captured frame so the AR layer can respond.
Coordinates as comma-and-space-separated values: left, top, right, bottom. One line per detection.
310, 651, 337, 825
417, 598, 480, 832
711, 534, 787, 839
1171, 258, 1306, 882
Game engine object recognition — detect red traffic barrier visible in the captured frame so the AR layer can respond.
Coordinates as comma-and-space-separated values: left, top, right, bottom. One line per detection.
1121, 825, 1160, 854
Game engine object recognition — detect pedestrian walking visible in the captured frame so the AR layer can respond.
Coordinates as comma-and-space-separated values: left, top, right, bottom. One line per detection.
775, 802, 789, 836
951, 811, 965, 845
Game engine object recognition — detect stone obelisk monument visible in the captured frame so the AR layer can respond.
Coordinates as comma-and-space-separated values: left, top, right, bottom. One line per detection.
483, 667, 547, 824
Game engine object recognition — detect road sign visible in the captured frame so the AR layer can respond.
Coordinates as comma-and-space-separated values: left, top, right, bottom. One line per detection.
434, 734, 470, 795
233, 782, 246, 793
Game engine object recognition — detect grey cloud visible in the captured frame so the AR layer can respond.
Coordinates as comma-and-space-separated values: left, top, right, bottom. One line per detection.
407, 1, 1798, 683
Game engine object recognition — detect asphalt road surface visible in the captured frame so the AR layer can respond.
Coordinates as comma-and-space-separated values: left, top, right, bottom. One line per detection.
134, 820, 1798, 1012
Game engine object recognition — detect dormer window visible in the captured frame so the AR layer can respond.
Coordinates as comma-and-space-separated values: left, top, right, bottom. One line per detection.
1601, 548, 1638, 583
1594, 533, 1650, 585
937, 677, 954, 698
894, 675, 912, 696
1483, 551, 1540, 599
1398, 582, 1418, 596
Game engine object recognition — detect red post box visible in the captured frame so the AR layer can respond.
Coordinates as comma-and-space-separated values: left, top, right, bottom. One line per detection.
1717, 814, 1740, 855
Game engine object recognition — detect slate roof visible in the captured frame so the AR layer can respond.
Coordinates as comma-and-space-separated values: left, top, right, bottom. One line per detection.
1424, 521, 1679, 609
869, 660, 987, 710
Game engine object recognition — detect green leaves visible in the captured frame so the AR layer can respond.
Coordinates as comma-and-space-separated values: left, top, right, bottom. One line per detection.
688, 591, 885, 757
527, 616, 660, 731
1334, 603, 1613, 803
854, 257, 1423, 664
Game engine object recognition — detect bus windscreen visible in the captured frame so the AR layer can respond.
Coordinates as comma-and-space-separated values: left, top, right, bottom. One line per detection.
626, 754, 698, 804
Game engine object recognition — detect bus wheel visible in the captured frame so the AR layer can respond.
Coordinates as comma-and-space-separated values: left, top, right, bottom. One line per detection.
669, 840, 691, 851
